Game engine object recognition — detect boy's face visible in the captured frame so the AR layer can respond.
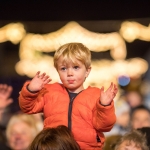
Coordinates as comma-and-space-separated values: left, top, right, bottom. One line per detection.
56, 56, 91, 93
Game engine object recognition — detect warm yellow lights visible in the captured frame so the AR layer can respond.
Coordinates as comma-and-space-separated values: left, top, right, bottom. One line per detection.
19, 21, 127, 60
15, 57, 148, 88
120, 21, 150, 42
15, 55, 60, 82
0, 21, 149, 92
0, 23, 26, 44
85, 58, 148, 88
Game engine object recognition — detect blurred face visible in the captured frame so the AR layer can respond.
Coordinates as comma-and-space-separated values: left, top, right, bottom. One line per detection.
126, 92, 142, 108
57, 56, 91, 93
8, 122, 34, 150
117, 141, 142, 150
131, 109, 150, 129
117, 112, 130, 127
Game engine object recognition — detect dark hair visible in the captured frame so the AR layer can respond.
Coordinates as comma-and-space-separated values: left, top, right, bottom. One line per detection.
28, 125, 80, 150
131, 105, 150, 117
137, 127, 150, 149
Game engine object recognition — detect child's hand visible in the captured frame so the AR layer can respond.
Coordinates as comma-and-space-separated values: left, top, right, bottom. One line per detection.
100, 82, 118, 106
0, 84, 13, 110
28, 71, 52, 92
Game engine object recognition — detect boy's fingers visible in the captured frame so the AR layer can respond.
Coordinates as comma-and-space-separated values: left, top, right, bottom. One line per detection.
101, 86, 104, 91
43, 75, 50, 81
109, 82, 113, 90
37, 71, 40, 74
39, 73, 46, 79
36, 71, 40, 77
105, 82, 113, 92
45, 79, 51, 84
115, 86, 118, 92
113, 84, 118, 93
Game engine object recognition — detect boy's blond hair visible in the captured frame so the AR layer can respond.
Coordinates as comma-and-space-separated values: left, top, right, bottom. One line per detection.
54, 43, 91, 69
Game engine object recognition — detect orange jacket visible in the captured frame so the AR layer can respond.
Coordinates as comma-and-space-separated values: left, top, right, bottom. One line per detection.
19, 81, 116, 150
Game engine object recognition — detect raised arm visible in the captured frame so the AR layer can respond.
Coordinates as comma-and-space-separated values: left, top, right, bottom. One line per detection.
100, 82, 118, 106
27, 71, 51, 92
19, 71, 51, 114
93, 82, 118, 131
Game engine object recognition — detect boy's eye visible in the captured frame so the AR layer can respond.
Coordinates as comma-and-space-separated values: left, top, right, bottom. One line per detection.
74, 66, 79, 69
61, 67, 66, 71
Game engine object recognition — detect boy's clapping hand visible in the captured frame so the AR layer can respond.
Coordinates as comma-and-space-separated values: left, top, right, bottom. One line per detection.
100, 82, 118, 106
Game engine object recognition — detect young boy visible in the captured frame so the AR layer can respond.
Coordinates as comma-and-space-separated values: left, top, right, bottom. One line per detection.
19, 42, 118, 150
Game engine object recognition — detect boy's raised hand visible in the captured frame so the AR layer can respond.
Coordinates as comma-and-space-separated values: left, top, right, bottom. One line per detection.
28, 71, 52, 92
100, 82, 118, 106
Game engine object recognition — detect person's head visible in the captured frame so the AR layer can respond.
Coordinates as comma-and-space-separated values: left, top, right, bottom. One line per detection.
131, 105, 150, 129
6, 113, 43, 150
54, 43, 91, 93
125, 90, 143, 109
29, 125, 80, 150
114, 130, 149, 150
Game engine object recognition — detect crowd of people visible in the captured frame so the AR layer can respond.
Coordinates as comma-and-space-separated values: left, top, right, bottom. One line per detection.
0, 42, 150, 150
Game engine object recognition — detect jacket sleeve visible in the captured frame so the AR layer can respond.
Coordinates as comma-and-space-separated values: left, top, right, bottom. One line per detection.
19, 81, 46, 114
92, 99, 116, 132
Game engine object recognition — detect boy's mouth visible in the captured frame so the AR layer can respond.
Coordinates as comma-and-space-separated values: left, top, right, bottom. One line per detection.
68, 80, 74, 84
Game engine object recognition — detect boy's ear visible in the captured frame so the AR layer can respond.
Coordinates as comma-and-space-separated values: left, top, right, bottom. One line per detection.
86, 67, 91, 77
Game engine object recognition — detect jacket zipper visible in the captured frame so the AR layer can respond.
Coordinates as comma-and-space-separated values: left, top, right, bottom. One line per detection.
68, 96, 75, 130
67, 90, 101, 143
67, 90, 82, 130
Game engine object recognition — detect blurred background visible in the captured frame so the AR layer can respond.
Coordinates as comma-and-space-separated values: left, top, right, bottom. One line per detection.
1, 1, 150, 149
0, 0, 150, 150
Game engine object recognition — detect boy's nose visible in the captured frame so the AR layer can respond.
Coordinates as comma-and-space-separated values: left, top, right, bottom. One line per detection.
67, 68, 73, 76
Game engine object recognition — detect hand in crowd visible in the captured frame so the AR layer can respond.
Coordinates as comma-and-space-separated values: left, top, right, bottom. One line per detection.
0, 84, 13, 111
